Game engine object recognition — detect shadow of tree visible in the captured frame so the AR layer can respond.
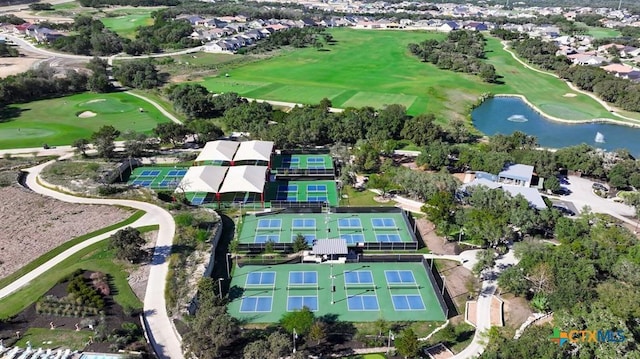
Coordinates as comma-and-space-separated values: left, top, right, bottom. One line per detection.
0, 106, 26, 122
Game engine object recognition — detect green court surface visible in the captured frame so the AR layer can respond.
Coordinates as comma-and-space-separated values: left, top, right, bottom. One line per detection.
238, 211, 415, 245
128, 166, 187, 190
227, 262, 447, 323
271, 154, 334, 170
0, 92, 171, 149
265, 180, 339, 206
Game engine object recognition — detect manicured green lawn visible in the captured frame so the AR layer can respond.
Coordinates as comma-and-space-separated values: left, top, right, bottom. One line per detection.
16, 328, 93, 351
200, 28, 628, 122
0, 92, 171, 149
0, 225, 157, 318
575, 23, 621, 39
102, 14, 154, 38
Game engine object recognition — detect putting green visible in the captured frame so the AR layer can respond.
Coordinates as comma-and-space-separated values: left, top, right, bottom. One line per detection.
200, 28, 629, 122
0, 92, 171, 149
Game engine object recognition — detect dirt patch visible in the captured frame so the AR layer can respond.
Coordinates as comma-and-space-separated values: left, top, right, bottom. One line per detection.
418, 218, 459, 255
500, 294, 533, 329
0, 186, 130, 279
563, 93, 577, 97
127, 231, 157, 301
77, 111, 97, 118
0, 55, 47, 78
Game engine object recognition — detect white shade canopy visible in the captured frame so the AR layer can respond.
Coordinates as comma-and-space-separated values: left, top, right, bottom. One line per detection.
233, 140, 274, 162
194, 141, 239, 163
175, 166, 228, 193
218, 166, 268, 194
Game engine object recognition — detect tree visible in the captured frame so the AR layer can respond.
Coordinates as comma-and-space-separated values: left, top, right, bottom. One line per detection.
153, 122, 188, 147
525, 263, 555, 295
292, 234, 310, 252
543, 176, 561, 193
498, 266, 528, 296
87, 72, 113, 93
280, 307, 314, 335
473, 249, 496, 275
168, 84, 215, 119
109, 227, 146, 263
244, 331, 291, 359
72, 138, 90, 156
182, 302, 237, 359
417, 140, 451, 170
374, 318, 388, 337
422, 191, 457, 232
367, 173, 394, 197
91, 125, 120, 158
400, 113, 444, 146
186, 120, 224, 144
264, 240, 275, 254
123, 130, 149, 157
308, 321, 327, 345
113, 59, 161, 89
395, 328, 419, 358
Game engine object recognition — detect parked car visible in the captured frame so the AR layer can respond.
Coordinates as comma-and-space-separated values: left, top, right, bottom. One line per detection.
555, 187, 572, 196
552, 205, 575, 216
592, 183, 608, 191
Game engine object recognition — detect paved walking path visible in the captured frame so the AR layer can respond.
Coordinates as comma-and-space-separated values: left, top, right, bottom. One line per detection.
0, 161, 184, 359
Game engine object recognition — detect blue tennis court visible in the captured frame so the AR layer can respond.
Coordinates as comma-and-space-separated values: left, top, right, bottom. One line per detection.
340, 233, 365, 244
391, 295, 425, 311
289, 271, 318, 285
347, 295, 379, 311
139, 170, 161, 177
240, 297, 273, 312
131, 180, 152, 186
257, 218, 282, 229
385, 270, 417, 285
371, 218, 397, 228
292, 218, 316, 229
255, 234, 280, 243
246, 272, 276, 286
167, 169, 187, 176
307, 184, 327, 192
278, 185, 298, 192
376, 234, 402, 242
338, 218, 362, 229
287, 296, 318, 311
344, 270, 374, 285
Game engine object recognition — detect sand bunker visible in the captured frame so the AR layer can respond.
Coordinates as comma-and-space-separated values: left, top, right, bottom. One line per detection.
563, 93, 577, 97
78, 111, 97, 118
85, 99, 106, 104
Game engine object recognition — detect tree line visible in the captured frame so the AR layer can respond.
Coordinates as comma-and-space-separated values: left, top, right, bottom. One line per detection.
245, 27, 333, 54
493, 30, 640, 112
409, 30, 498, 83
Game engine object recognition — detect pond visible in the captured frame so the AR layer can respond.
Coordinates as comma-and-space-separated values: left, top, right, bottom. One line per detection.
472, 96, 640, 157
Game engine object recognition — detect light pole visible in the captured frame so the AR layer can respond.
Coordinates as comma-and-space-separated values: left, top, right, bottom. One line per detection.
387, 330, 394, 354
458, 228, 464, 244
331, 275, 335, 305
226, 253, 231, 279
292, 328, 298, 353
216, 278, 224, 300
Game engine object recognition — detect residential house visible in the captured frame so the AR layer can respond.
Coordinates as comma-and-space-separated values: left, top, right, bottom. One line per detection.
14, 23, 32, 35
568, 54, 606, 66
602, 63, 635, 74
204, 18, 228, 29
180, 15, 205, 26
225, 22, 246, 33
439, 21, 459, 32
464, 22, 488, 31
203, 41, 232, 53
621, 46, 640, 58
497, 164, 534, 187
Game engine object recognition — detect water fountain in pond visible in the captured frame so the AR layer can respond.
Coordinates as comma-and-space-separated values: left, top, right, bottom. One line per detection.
595, 132, 605, 143
507, 114, 528, 122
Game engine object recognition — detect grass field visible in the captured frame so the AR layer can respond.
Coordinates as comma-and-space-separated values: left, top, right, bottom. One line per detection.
102, 14, 154, 38
16, 328, 93, 351
200, 28, 625, 122
575, 23, 621, 39
0, 225, 157, 318
0, 92, 171, 149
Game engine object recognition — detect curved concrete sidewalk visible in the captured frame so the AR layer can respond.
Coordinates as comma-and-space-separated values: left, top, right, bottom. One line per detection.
3, 161, 183, 359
